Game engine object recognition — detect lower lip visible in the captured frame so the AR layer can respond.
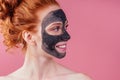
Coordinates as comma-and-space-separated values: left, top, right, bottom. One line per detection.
55, 46, 66, 53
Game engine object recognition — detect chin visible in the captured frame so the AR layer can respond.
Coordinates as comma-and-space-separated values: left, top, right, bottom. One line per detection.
55, 52, 66, 59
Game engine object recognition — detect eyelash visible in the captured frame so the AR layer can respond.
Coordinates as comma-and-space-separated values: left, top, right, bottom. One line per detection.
52, 26, 61, 31
51, 24, 68, 32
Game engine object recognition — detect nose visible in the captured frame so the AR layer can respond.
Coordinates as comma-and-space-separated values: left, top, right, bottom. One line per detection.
61, 31, 71, 41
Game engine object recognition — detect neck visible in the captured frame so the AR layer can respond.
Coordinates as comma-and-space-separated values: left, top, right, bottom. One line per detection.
21, 46, 57, 80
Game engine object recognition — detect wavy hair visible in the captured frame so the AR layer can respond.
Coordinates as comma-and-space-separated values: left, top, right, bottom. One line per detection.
0, 0, 59, 51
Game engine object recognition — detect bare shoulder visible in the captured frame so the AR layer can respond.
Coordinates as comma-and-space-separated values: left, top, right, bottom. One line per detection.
73, 73, 92, 80
63, 73, 92, 80
64, 72, 92, 80
0, 76, 12, 80
50, 73, 92, 80
55, 63, 92, 80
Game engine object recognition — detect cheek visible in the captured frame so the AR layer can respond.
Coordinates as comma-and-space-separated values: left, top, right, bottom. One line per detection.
34, 33, 42, 47
35, 36, 42, 49
35, 25, 43, 43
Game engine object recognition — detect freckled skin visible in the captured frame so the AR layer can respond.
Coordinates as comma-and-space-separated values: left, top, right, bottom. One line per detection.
41, 9, 71, 58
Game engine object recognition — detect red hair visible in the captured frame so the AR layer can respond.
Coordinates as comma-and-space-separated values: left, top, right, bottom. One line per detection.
0, 0, 59, 51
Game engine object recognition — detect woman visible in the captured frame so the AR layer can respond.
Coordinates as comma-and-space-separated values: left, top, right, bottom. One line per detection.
0, 0, 92, 80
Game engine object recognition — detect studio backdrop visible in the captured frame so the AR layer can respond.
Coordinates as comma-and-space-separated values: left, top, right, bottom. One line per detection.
0, 0, 120, 80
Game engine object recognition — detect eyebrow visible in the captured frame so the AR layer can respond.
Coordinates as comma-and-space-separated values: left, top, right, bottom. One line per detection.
49, 22, 62, 25
46, 22, 62, 28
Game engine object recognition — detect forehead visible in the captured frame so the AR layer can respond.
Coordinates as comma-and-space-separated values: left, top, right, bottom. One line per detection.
43, 9, 66, 21
36, 5, 67, 24
36, 5, 60, 21
42, 9, 67, 26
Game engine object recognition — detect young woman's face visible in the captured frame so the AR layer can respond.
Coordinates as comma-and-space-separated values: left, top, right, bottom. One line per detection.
36, 5, 71, 59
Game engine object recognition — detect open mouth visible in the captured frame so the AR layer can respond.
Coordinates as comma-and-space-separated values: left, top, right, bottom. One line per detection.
55, 42, 67, 53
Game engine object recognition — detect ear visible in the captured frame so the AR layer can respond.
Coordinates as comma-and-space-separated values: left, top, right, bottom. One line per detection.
22, 30, 36, 45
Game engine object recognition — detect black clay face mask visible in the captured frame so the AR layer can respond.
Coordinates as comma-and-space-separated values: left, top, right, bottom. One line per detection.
41, 9, 71, 59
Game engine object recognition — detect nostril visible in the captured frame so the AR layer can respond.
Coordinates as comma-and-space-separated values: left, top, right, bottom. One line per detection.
65, 35, 71, 40
67, 34, 71, 39
61, 34, 71, 41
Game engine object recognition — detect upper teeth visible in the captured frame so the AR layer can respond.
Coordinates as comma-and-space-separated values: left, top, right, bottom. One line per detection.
58, 45, 66, 48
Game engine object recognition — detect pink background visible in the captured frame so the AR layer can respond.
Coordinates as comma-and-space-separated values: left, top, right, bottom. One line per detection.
0, 0, 120, 80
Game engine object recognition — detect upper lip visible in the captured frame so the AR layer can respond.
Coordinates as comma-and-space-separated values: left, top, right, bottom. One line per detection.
55, 41, 67, 47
